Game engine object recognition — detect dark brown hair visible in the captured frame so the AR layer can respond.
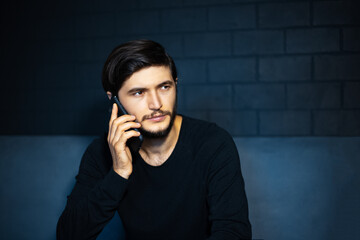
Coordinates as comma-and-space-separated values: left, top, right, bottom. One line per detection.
102, 39, 177, 96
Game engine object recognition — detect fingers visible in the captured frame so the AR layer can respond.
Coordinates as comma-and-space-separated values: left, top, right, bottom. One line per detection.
114, 130, 141, 150
108, 109, 141, 145
108, 103, 134, 136
109, 103, 118, 126
111, 121, 141, 144
109, 116, 138, 139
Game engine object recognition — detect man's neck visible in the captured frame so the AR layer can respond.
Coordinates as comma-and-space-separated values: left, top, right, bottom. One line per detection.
139, 115, 183, 166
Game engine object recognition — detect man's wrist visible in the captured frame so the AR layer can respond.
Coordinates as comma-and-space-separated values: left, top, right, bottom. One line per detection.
113, 167, 132, 179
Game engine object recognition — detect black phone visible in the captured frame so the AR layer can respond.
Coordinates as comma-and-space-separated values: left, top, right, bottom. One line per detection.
111, 96, 143, 152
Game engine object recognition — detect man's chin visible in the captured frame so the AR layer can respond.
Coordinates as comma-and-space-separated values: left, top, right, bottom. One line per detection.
139, 126, 172, 139
140, 114, 176, 139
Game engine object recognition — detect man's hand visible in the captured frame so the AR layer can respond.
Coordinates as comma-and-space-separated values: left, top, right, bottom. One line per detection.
107, 103, 141, 179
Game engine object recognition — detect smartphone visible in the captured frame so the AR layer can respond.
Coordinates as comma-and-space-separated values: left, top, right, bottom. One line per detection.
111, 96, 143, 152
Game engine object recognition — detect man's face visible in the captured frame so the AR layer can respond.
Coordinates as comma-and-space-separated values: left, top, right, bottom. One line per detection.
118, 66, 177, 138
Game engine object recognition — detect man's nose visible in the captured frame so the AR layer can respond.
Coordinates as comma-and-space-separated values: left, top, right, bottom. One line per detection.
148, 91, 162, 110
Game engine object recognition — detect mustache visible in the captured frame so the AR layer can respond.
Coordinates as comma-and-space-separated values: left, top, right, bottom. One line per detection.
142, 110, 172, 121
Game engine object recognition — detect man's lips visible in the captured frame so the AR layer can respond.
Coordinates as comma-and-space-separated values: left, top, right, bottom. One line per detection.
146, 115, 167, 122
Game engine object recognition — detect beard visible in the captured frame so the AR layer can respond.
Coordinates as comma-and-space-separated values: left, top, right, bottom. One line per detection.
139, 99, 177, 139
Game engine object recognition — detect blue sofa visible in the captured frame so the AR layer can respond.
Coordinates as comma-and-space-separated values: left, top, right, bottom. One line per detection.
0, 136, 359, 239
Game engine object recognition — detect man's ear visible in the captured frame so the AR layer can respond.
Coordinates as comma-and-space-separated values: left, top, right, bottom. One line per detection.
106, 91, 112, 100
175, 78, 178, 85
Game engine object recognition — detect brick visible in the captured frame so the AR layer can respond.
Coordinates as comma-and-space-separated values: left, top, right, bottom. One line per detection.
32, 1, 73, 18
313, 1, 360, 26
75, 39, 96, 62
75, 0, 138, 13
233, 30, 284, 55
234, 84, 285, 109
286, 28, 339, 53
233, 0, 273, 2
116, 11, 160, 35
75, 63, 103, 89
33, 20, 51, 40
121, 34, 184, 60
138, 35, 183, 58
209, 111, 257, 136
50, 17, 76, 40
95, 38, 131, 62
162, 8, 207, 32
14, 65, 36, 91
35, 63, 75, 89
33, 88, 80, 112
314, 55, 360, 80
209, 58, 256, 83
208, 5, 255, 30
22, 113, 40, 134
343, 28, 360, 52
260, 111, 311, 135
75, 0, 98, 13
34, 107, 107, 134
75, 38, 123, 62
259, 56, 311, 82
314, 110, 360, 136
183, 85, 232, 110
176, 59, 207, 84
259, 2, 310, 28
344, 82, 360, 108
183, 0, 231, 6
176, 85, 185, 109
35, 16, 75, 40
103, 0, 138, 11
184, 32, 231, 57
287, 83, 341, 109
138, 0, 182, 8
0, 112, 17, 134
38, 40, 76, 63
76, 13, 115, 38
0, 88, 12, 112
177, 110, 208, 122
82, 88, 104, 113
6, 88, 33, 114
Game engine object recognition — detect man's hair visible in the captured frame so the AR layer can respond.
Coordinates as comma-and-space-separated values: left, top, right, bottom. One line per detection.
102, 39, 177, 96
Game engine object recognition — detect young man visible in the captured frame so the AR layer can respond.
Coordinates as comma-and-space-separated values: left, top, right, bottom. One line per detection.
57, 40, 252, 240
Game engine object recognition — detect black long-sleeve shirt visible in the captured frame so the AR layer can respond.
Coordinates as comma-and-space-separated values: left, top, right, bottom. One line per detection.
57, 115, 252, 240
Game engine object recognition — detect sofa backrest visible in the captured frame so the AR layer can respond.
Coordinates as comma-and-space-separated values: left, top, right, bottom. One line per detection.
0, 136, 359, 239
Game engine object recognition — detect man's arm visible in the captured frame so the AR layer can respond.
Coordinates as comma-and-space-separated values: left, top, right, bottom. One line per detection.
206, 132, 252, 240
56, 143, 128, 240
57, 103, 140, 239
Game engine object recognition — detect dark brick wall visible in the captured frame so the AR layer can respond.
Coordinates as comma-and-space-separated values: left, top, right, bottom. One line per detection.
1, 0, 359, 136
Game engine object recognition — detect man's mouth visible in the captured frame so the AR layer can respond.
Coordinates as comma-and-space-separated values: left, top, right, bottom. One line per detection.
146, 115, 167, 122
142, 111, 171, 122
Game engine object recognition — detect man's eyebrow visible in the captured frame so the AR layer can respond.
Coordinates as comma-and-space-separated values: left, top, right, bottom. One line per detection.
158, 80, 174, 86
127, 80, 174, 94
127, 87, 146, 94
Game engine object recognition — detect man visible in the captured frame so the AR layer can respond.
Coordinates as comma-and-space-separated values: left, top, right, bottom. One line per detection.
57, 39, 252, 240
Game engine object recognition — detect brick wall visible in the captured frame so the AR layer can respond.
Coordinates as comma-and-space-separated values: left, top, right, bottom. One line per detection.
1, 0, 359, 136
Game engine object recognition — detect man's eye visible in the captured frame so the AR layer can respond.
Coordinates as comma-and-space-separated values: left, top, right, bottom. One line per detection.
133, 91, 143, 96
161, 85, 170, 90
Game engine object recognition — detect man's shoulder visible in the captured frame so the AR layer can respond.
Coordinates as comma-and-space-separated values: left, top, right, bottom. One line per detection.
80, 133, 112, 170
181, 115, 234, 146
86, 133, 108, 154
179, 115, 239, 168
